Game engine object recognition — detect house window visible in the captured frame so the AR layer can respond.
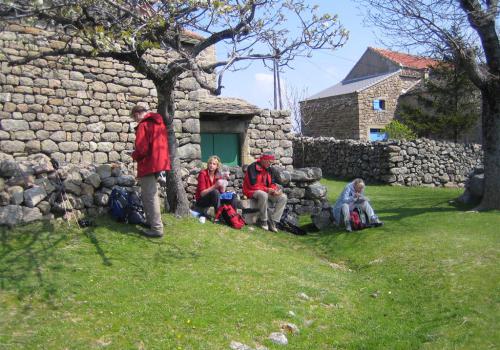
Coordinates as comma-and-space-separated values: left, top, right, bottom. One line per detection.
373, 99, 386, 111
201, 133, 240, 166
369, 128, 388, 141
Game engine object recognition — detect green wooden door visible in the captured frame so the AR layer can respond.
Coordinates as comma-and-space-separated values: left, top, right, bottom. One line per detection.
201, 133, 240, 166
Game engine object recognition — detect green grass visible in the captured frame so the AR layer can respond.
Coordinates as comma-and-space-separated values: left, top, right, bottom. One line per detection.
1, 179, 499, 349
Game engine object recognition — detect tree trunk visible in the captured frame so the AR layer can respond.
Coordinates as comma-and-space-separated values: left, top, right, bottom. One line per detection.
156, 81, 191, 217
477, 84, 500, 210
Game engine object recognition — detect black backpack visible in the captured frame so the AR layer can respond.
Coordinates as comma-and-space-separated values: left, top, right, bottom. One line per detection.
109, 188, 147, 225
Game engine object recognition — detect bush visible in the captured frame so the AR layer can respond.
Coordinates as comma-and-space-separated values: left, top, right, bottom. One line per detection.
383, 120, 417, 140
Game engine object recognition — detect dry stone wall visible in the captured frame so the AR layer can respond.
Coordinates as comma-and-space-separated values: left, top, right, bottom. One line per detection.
293, 136, 482, 187
0, 22, 294, 196
0, 152, 325, 226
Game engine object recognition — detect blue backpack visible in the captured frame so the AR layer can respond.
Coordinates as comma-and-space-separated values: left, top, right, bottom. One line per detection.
109, 187, 147, 225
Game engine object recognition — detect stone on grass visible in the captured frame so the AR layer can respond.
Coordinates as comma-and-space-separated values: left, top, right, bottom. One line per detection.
230, 341, 253, 350
280, 322, 300, 334
298, 292, 310, 300
22, 207, 43, 223
268, 332, 288, 345
0, 205, 23, 226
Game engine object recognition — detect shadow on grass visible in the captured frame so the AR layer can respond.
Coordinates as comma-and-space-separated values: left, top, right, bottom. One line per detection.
0, 220, 67, 304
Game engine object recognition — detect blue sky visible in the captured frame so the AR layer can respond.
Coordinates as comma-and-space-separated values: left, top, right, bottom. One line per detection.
217, 1, 381, 108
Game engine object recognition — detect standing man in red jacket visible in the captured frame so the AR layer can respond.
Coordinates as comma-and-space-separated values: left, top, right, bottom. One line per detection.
243, 151, 287, 232
131, 105, 171, 238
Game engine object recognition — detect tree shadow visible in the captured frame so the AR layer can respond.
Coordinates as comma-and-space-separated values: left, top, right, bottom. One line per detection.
0, 220, 67, 304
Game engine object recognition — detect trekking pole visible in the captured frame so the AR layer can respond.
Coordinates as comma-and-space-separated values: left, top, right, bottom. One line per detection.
50, 159, 81, 228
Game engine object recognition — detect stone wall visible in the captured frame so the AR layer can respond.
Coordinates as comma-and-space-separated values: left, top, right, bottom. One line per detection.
0, 152, 325, 226
0, 22, 294, 197
293, 136, 482, 187
300, 93, 359, 139
357, 73, 406, 140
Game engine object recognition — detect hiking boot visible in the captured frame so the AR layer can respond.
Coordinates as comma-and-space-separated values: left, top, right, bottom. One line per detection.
345, 222, 352, 232
268, 220, 278, 233
141, 229, 164, 238
257, 220, 269, 231
370, 216, 384, 227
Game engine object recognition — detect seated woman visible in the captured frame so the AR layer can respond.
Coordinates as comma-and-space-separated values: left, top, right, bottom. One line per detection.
332, 178, 383, 232
195, 155, 237, 215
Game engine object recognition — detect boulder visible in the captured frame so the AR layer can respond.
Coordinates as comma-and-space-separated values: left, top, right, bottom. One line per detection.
0, 205, 23, 226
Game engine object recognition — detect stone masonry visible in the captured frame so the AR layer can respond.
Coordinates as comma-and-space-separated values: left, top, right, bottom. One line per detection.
293, 136, 482, 187
0, 22, 294, 200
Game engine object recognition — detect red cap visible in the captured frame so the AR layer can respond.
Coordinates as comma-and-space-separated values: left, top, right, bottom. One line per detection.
259, 152, 275, 161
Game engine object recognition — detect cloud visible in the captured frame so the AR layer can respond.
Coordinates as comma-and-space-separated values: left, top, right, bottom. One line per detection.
255, 73, 274, 88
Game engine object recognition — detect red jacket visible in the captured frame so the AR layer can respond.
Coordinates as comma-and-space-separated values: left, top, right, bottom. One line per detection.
132, 112, 171, 178
242, 161, 278, 198
195, 169, 221, 201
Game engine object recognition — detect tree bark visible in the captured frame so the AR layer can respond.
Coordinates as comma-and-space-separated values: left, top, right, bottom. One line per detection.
477, 84, 500, 210
156, 81, 191, 217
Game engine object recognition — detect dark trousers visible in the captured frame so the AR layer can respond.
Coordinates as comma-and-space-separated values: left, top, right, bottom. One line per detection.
196, 190, 238, 213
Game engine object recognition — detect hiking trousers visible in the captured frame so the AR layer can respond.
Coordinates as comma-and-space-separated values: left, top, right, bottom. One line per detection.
252, 190, 287, 223
139, 174, 163, 234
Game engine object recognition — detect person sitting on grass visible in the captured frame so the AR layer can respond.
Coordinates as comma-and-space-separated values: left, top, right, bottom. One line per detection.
332, 178, 383, 232
195, 155, 237, 216
242, 151, 287, 233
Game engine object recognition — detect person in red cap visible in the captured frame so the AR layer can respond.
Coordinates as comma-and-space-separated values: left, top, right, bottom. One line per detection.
131, 105, 170, 238
243, 151, 287, 232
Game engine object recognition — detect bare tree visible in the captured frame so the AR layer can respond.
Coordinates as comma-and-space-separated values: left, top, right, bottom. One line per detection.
357, 0, 500, 210
0, 0, 348, 216
283, 84, 311, 135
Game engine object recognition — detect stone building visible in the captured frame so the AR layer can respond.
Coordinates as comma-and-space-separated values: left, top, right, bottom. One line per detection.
0, 21, 294, 173
300, 47, 437, 141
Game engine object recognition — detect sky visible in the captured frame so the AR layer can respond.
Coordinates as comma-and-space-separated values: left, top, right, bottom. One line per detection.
217, 0, 381, 109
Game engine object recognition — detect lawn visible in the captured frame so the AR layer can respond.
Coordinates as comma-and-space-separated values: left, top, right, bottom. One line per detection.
0, 179, 498, 350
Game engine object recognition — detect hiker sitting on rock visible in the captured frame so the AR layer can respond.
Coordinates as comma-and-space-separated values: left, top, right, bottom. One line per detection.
243, 151, 287, 232
195, 155, 237, 215
332, 178, 383, 232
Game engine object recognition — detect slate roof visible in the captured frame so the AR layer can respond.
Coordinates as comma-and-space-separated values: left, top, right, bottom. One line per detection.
370, 47, 438, 70
305, 71, 400, 100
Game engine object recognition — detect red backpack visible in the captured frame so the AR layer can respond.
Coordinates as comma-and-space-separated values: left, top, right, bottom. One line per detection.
215, 204, 245, 229
350, 205, 368, 231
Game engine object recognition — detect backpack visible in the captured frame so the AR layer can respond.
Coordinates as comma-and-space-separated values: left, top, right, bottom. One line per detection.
215, 204, 245, 229
350, 204, 368, 231
109, 187, 147, 226
277, 208, 307, 235
126, 190, 147, 226
109, 187, 129, 222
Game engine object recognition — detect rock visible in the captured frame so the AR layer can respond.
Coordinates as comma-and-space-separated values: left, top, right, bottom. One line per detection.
298, 292, 310, 300
273, 169, 291, 185
280, 322, 299, 334
268, 332, 288, 345
305, 182, 327, 199
7, 186, 24, 205
311, 207, 334, 230
229, 341, 253, 350
101, 177, 117, 187
117, 175, 135, 187
37, 201, 51, 215
34, 177, 56, 195
63, 179, 82, 195
290, 167, 322, 182
22, 207, 43, 223
24, 186, 47, 207
468, 173, 484, 197
0, 191, 10, 206
0, 205, 23, 226
94, 192, 109, 206
96, 164, 112, 179
0, 160, 19, 178
84, 173, 101, 188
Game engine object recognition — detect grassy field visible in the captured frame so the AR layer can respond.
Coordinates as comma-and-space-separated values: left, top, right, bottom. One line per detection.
1, 179, 499, 349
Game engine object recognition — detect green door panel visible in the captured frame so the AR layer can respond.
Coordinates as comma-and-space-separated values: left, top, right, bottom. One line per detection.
201, 133, 214, 162
214, 133, 239, 166
200, 133, 240, 166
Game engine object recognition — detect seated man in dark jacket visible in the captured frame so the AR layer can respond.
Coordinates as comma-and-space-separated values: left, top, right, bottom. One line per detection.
243, 151, 287, 232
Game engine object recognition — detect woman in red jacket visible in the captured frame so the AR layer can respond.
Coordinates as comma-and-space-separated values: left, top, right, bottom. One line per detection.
195, 155, 236, 214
